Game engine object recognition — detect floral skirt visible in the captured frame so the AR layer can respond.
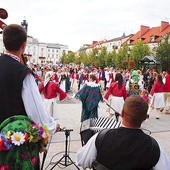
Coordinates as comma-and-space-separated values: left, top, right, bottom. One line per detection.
0, 142, 40, 170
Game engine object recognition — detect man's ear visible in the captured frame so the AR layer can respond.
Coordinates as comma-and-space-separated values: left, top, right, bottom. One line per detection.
21, 42, 26, 52
143, 114, 148, 121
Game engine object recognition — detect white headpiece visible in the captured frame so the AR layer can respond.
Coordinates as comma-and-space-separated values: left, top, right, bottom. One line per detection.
44, 71, 55, 87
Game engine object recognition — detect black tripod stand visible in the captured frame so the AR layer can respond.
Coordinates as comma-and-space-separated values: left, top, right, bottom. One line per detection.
50, 129, 80, 170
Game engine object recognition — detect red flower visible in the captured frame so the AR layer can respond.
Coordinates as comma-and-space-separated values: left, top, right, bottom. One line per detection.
0, 164, 10, 170
31, 156, 37, 166
0, 139, 7, 151
24, 133, 29, 143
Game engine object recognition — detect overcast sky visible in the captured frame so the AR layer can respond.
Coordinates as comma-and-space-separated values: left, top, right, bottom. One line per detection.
1, 0, 170, 51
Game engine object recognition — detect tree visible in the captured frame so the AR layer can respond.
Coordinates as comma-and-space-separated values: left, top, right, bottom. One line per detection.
98, 47, 107, 67
131, 40, 150, 68
105, 50, 116, 67
79, 51, 90, 66
115, 44, 129, 68
60, 51, 67, 64
115, 48, 125, 68
156, 34, 170, 71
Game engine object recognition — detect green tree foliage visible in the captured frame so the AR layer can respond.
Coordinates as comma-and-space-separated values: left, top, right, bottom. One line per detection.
156, 34, 170, 71
79, 51, 90, 66
98, 47, 107, 67
131, 40, 150, 68
105, 50, 116, 67
67, 51, 76, 63
60, 51, 67, 64
115, 44, 129, 68
115, 48, 124, 68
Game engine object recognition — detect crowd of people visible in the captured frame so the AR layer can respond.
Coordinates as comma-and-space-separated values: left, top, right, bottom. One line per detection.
0, 23, 170, 170
30, 62, 170, 120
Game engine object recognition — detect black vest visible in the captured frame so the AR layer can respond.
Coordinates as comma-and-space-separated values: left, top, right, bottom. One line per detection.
95, 127, 160, 170
0, 54, 31, 123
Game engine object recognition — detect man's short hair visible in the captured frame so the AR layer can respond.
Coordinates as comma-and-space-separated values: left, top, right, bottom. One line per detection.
123, 95, 148, 127
3, 24, 27, 51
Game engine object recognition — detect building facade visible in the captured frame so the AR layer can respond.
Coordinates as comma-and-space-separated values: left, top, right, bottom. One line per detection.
0, 35, 68, 65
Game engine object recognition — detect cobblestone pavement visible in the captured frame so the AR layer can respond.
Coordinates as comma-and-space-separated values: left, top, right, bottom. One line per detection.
41, 93, 170, 170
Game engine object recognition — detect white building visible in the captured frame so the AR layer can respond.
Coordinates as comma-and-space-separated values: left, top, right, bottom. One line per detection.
102, 34, 133, 52
0, 34, 68, 65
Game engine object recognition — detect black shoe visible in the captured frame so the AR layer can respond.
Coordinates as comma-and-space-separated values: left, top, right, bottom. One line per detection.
156, 117, 160, 119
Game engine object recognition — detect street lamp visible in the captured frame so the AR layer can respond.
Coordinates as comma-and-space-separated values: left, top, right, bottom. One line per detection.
127, 47, 131, 69
21, 18, 28, 32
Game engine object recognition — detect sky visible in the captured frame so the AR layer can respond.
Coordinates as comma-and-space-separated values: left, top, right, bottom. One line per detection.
1, 0, 170, 51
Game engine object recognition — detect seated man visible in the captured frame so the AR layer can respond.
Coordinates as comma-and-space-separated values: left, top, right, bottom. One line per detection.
76, 95, 170, 170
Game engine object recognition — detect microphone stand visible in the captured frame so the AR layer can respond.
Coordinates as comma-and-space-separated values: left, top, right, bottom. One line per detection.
50, 129, 80, 170
104, 99, 121, 122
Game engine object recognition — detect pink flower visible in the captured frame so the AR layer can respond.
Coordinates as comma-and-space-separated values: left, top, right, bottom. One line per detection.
31, 156, 37, 166
0, 164, 10, 170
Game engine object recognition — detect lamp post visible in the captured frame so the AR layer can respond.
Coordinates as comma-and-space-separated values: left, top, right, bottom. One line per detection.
127, 48, 131, 68
21, 18, 28, 32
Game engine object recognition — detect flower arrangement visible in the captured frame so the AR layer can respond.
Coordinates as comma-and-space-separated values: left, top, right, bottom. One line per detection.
0, 122, 50, 152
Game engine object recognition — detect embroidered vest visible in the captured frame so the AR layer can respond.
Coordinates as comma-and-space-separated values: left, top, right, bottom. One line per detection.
95, 127, 160, 170
0, 54, 31, 123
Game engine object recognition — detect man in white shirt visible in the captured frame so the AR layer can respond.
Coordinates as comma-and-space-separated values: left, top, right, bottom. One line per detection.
0, 24, 59, 169
76, 95, 170, 170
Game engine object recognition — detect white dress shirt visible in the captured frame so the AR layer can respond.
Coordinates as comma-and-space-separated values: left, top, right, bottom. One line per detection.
3, 52, 56, 135
22, 73, 56, 135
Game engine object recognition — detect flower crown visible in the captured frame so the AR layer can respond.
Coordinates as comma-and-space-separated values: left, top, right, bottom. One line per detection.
0, 121, 50, 153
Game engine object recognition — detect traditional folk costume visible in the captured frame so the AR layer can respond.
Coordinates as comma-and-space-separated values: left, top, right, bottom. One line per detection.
149, 80, 165, 118
39, 71, 67, 116
76, 126, 170, 170
79, 72, 89, 90
98, 69, 105, 94
59, 72, 67, 92
104, 81, 127, 117
127, 70, 140, 96
0, 115, 49, 169
164, 73, 170, 114
106, 71, 114, 89
0, 53, 56, 169
71, 73, 79, 93
75, 82, 103, 122
65, 71, 71, 92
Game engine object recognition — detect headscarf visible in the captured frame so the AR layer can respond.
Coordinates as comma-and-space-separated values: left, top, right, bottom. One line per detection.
44, 71, 55, 87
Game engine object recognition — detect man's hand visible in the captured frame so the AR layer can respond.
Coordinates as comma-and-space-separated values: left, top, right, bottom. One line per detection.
66, 96, 72, 100
55, 124, 60, 133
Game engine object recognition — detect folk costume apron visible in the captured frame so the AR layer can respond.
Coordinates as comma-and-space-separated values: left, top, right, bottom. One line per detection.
0, 115, 49, 170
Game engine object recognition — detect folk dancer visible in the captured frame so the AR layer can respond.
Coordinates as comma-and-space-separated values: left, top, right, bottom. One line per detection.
39, 71, 68, 116
104, 73, 127, 118
75, 74, 103, 122
149, 74, 165, 119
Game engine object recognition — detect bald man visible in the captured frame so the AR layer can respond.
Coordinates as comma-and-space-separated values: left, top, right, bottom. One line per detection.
76, 95, 170, 170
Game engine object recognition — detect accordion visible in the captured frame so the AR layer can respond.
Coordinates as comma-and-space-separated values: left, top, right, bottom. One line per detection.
80, 116, 121, 146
